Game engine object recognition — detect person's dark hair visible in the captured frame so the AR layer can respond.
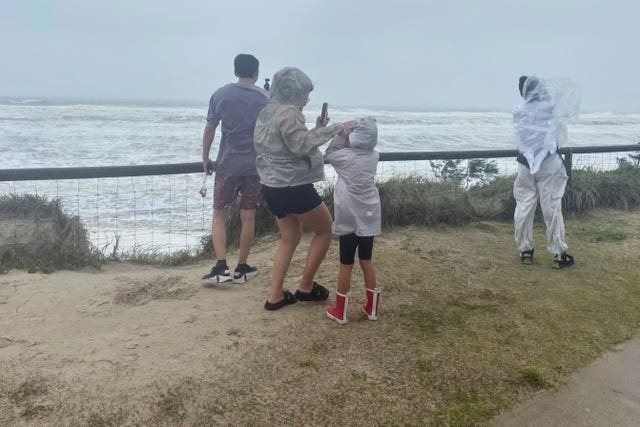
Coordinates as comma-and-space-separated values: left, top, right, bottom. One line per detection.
518, 75, 528, 97
234, 54, 259, 78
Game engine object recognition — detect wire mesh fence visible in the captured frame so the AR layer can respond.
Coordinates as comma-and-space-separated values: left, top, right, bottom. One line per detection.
0, 175, 208, 254
1, 146, 638, 255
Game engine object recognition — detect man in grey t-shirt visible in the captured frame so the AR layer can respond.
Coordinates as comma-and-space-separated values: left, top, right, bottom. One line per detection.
201, 54, 269, 285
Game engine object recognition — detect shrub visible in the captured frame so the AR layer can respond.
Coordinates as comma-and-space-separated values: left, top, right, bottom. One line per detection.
0, 194, 102, 273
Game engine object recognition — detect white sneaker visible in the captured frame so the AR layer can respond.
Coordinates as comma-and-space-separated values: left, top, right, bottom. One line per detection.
201, 264, 231, 285
232, 264, 258, 284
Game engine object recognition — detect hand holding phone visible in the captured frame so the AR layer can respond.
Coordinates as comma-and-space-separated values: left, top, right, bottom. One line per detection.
316, 103, 329, 128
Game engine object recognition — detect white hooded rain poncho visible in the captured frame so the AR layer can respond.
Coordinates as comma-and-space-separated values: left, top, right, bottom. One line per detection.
513, 76, 580, 174
325, 117, 381, 237
254, 67, 344, 188
513, 76, 581, 256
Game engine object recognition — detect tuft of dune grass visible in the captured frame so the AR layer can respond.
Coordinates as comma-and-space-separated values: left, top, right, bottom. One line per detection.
218, 164, 640, 249
0, 194, 102, 273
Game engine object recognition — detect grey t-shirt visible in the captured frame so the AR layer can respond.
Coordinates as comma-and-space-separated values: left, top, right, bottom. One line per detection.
207, 83, 269, 176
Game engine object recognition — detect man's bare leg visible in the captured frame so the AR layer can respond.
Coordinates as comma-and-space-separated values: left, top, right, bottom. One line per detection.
212, 208, 228, 262
238, 208, 256, 264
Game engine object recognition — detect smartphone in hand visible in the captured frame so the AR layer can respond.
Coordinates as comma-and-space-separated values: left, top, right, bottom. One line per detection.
320, 103, 329, 121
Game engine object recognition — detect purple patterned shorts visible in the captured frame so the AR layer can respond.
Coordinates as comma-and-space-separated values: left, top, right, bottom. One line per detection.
213, 174, 261, 210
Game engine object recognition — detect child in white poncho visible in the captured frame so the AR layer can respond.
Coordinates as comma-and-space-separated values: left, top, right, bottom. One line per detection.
325, 117, 381, 324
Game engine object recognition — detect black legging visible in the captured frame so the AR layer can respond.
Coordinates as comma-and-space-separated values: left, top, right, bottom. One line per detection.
339, 233, 374, 265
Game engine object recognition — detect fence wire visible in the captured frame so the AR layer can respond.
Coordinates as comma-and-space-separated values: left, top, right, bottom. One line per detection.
0, 174, 210, 254
0, 149, 637, 254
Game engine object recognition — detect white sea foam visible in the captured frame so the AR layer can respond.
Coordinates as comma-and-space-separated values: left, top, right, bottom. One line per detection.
1, 101, 638, 251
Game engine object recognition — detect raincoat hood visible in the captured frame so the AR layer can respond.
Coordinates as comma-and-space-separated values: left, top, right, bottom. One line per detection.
521, 76, 545, 103
349, 117, 378, 151
270, 67, 314, 108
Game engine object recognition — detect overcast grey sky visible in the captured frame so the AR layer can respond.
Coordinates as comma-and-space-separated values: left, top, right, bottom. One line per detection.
2, 0, 639, 111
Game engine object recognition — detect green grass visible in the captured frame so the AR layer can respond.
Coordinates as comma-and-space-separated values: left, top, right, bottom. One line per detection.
590, 230, 626, 243
193, 209, 640, 426
117, 246, 200, 266
1, 209, 639, 426
564, 165, 640, 212
519, 368, 548, 388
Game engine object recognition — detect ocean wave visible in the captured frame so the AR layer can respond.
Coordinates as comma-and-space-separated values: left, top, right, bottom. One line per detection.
8, 99, 43, 105
0, 116, 38, 122
58, 114, 149, 122
0, 103, 638, 170
159, 115, 204, 123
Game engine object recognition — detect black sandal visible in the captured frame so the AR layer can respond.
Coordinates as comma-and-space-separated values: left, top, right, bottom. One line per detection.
264, 290, 297, 311
552, 252, 575, 269
294, 281, 330, 302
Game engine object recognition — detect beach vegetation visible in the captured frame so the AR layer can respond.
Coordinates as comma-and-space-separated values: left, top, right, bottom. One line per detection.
0, 194, 102, 273
218, 161, 640, 246
616, 141, 640, 168
2, 162, 639, 272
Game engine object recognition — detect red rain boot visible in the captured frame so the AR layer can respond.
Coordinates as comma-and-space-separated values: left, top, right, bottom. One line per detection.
326, 291, 349, 325
363, 288, 381, 320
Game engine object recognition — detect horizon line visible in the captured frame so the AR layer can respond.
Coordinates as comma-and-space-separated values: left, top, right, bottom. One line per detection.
0, 95, 637, 115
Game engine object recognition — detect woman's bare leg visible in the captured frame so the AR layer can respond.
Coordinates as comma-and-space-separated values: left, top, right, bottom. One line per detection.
293, 202, 333, 293
267, 215, 302, 304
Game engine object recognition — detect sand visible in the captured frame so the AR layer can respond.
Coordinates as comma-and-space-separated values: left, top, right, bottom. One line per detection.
0, 237, 296, 424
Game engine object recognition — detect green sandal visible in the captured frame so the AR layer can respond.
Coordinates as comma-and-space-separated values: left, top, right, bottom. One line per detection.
520, 249, 534, 265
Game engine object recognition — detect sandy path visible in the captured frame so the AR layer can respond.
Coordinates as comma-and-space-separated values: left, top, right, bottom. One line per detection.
2, 263, 265, 377
0, 238, 301, 423
490, 335, 640, 427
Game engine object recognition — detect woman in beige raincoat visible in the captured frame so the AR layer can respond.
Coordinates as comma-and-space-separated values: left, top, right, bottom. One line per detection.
254, 67, 355, 310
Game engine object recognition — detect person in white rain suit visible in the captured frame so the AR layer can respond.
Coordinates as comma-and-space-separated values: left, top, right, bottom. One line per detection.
325, 117, 381, 324
254, 67, 356, 311
513, 75, 579, 269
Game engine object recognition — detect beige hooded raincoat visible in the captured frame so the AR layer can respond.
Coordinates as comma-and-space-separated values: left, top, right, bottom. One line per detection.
254, 67, 343, 188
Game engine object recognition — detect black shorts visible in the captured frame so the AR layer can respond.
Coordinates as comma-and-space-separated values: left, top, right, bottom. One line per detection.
339, 233, 375, 265
261, 184, 323, 219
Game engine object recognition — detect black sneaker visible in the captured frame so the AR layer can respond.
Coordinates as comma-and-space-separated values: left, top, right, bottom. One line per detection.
552, 252, 575, 269
233, 264, 258, 284
202, 263, 231, 285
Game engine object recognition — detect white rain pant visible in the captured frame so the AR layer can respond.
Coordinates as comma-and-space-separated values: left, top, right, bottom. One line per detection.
514, 152, 569, 255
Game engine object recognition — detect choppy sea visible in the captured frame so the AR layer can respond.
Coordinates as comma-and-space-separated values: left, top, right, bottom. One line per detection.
2, 98, 638, 252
